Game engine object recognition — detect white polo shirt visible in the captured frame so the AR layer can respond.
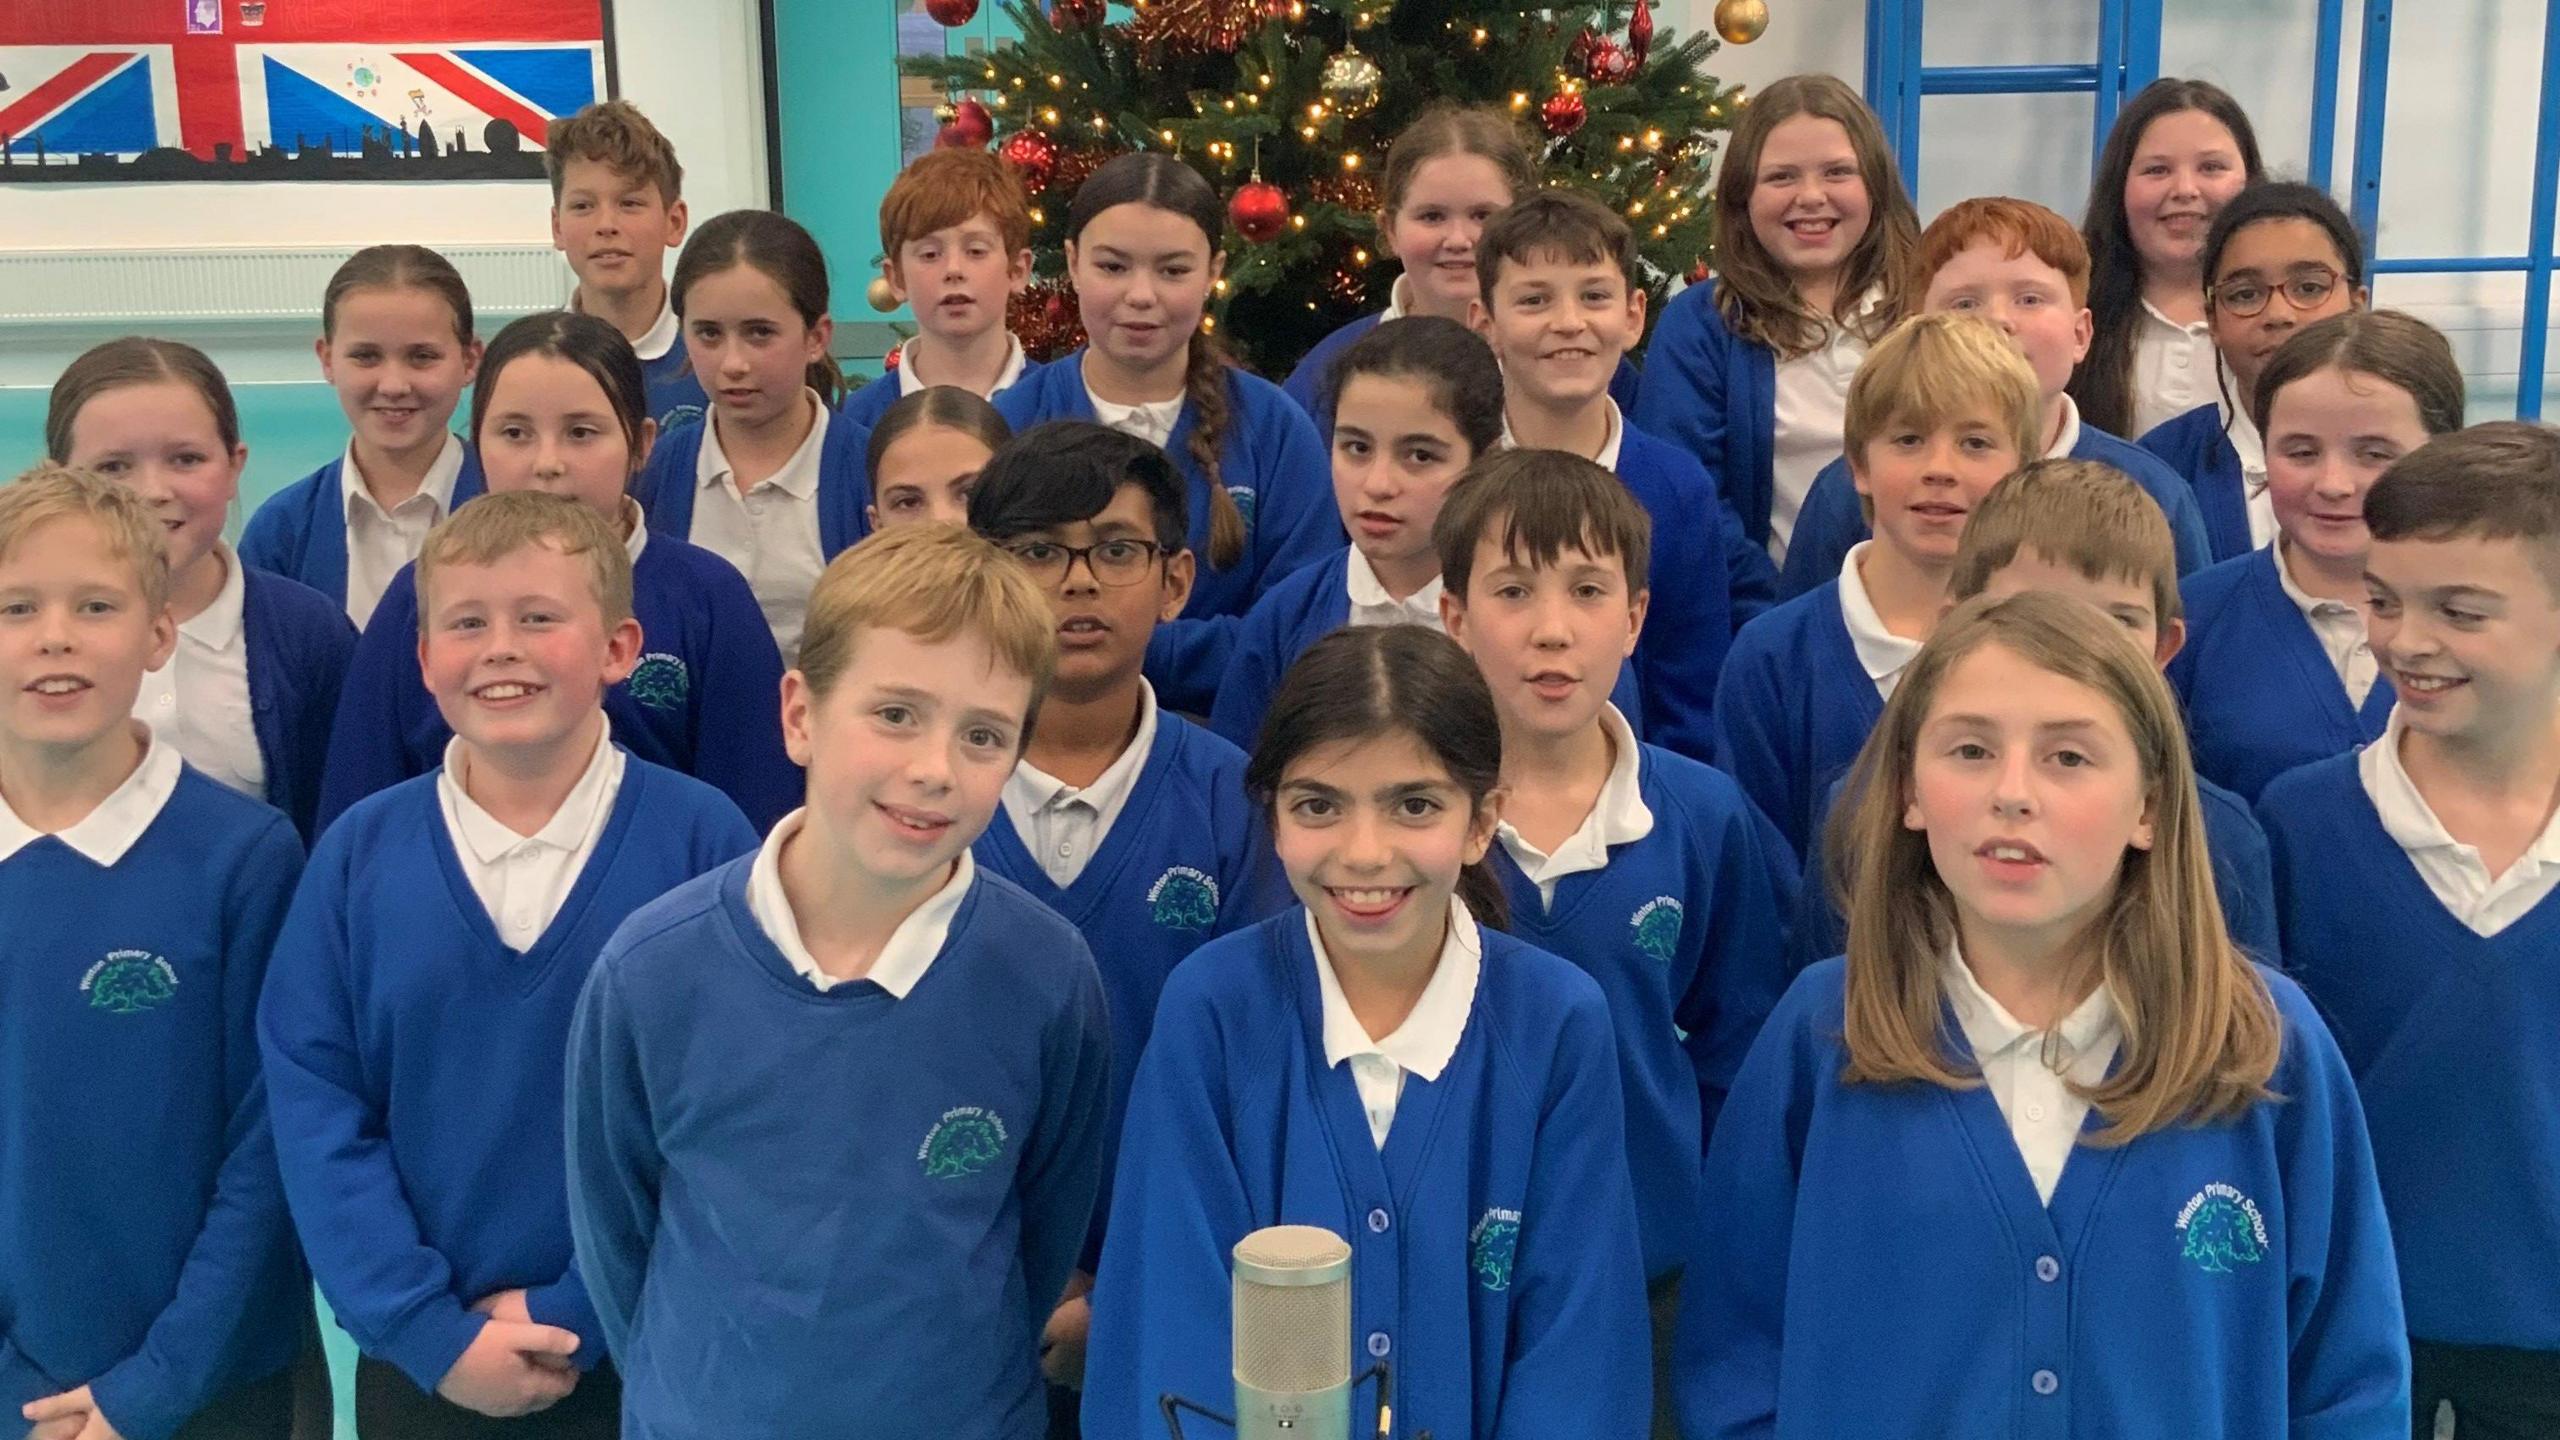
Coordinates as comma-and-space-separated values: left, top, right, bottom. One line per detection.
1837, 542, 1926, 701
1344, 547, 1447, 632
133, 544, 262, 802
2359, 714, 2560, 938
1497, 397, 1625, 470
1495, 704, 1654, 909
1312, 897, 1482, 1150
747, 809, 975, 997
1000, 683, 1159, 888
0, 724, 180, 865
898, 333, 1030, 398
2132, 299, 2216, 440
1944, 946, 2120, 1205
1086, 386, 1185, 450
435, 719, 625, 952
1769, 288, 1884, 563
691, 395, 831, 661
2272, 540, 2377, 707
342, 433, 466, 629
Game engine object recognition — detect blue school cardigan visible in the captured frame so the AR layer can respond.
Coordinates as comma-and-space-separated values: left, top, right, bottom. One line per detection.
240, 568, 358, 841
2140, 401, 2256, 564
238, 445, 488, 610
629, 410, 874, 558
1633, 281, 1781, 548
837, 350, 1046, 432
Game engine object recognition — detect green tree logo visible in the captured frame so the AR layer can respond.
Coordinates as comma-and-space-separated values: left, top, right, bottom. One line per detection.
2176, 1184, 2269, 1274
82, 950, 178, 1015
1631, 897, 1685, 963
626, 653, 689, 713
919, 1107, 1010, 1180
1227, 485, 1258, 536
658, 404, 705, 435
1470, 1208, 1522, 1293
1146, 866, 1221, 933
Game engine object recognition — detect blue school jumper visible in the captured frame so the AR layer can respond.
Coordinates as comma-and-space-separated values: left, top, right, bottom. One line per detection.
0, 769, 306, 1440
1711, 581, 1884, 860
2141, 402, 2256, 564
2167, 548, 2395, 802
1204, 548, 1649, 751
1489, 745, 1798, 1279
1773, 423, 2220, 600
640, 346, 707, 438
972, 713, 1287, 1263
1280, 310, 1641, 427
238, 444, 488, 611
1082, 913, 1652, 1440
838, 350, 1045, 431
2262, 755, 2560, 1350
1633, 280, 1782, 548
240, 566, 358, 840
628, 409, 875, 557
1674, 957, 2409, 1440
1616, 424, 1779, 763
568, 859, 1111, 1439
996, 353, 1345, 713
259, 761, 753, 1392
315, 542, 796, 834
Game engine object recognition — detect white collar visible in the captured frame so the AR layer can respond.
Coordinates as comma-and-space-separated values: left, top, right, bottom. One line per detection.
2220, 394, 2266, 474
621, 498, 650, 564
341, 434, 465, 521
1943, 942, 2119, 1066
2273, 537, 2361, 621
633, 289, 681, 362
1002, 681, 1159, 823
1378, 275, 1411, 323
898, 333, 1029, 398
750, 809, 976, 998
1837, 541, 1927, 689
179, 544, 249, 652
1343, 546, 1447, 625
696, 392, 830, 499
2360, 711, 2560, 871
2137, 296, 2212, 339
2044, 394, 2083, 461
0, 723, 183, 866
1495, 703, 1655, 866
1499, 397, 1625, 471
1310, 896, 1481, 1082
1083, 383, 1186, 448
435, 717, 621, 862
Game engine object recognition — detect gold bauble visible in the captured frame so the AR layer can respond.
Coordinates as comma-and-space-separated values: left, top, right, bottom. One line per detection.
1713, 0, 1768, 44
866, 275, 901, 313
1321, 46, 1384, 118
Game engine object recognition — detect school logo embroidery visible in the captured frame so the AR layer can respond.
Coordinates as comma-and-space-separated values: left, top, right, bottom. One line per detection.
658, 404, 706, 435
1146, 866, 1221, 933
1225, 485, 1258, 535
1469, 1208, 1522, 1292
81, 949, 178, 1015
2176, 1183, 2269, 1274
1630, 896, 1685, 963
919, 1106, 1010, 1179
626, 652, 689, 713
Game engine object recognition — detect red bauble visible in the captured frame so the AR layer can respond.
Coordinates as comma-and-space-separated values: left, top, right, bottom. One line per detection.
883, 346, 902, 372
1540, 91, 1587, 137
1565, 26, 1598, 70
1629, 0, 1655, 64
926, 0, 980, 24
999, 129, 1060, 192
936, 99, 994, 149
1228, 180, 1290, 243
1586, 37, 1632, 83
1688, 259, 1712, 285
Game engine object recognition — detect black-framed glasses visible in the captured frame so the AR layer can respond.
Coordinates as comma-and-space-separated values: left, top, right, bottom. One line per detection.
2210, 264, 2345, 318
999, 537, 1170, 586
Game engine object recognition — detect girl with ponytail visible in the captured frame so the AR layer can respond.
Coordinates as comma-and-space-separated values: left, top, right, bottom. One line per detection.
997, 152, 1341, 713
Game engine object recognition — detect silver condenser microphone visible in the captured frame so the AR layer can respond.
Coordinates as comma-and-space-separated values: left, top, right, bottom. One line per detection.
1230, 1224, 1353, 1439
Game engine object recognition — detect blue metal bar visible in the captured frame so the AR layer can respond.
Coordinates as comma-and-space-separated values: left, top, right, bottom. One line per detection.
2094, 0, 2126, 171
2309, 0, 2347, 190
1898, 0, 1924, 181
2514, 0, 2560, 419
2122, 0, 2162, 94
2369, 255, 2540, 274
2347, 0, 2393, 248
1919, 65, 2099, 95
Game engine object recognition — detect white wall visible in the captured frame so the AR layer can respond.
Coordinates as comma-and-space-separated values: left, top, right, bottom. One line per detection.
1672, 0, 2556, 413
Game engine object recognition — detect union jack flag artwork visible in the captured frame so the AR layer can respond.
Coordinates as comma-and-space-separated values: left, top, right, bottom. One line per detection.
0, 0, 615, 182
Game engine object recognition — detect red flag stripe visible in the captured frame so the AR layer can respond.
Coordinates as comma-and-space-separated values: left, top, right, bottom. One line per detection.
0, 52, 138, 140
391, 51, 549, 145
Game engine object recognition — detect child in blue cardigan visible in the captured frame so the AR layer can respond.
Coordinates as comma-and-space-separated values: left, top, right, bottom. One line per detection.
842, 148, 1042, 429
3, 468, 311, 1440
1436, 452, 1795, 1439
1775, 196, 2216, 596
48, 338, 354, 841
2263, 423, 2560, 1433
2167, 310, 2465, 801
1713, 312, 2043, 859
241, 245, 486, 629
547, 101, 707, 439
630, 210, 870, 660
2138, 182, 2372, 564
1633, 74, 1920, 564
1084, 624, 1651, 1439
1473, 191, 1776, 762
965, 421, 1286, 1407
997, 154, 1340, 713
263, 495, 755, 1437
1678, 590, 2407, 1440
568, 525, 1113, 1440
867, 386, 1010, 531
320, 311, 798, 833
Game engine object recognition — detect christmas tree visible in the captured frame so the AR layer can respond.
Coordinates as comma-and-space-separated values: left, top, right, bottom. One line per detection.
901, 0, 1755, 376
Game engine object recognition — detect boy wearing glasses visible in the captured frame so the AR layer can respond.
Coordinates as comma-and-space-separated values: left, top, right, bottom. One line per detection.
962, 420, 1286, 1418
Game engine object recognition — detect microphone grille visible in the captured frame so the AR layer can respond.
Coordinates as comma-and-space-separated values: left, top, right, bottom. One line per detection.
1232, 1225, 1353, 1394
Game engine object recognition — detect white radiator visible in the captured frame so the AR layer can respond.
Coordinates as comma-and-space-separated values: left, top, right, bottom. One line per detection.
0, 244, 572, 327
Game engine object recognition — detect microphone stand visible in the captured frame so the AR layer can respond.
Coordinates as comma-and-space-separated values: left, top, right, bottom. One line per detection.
1159, 1360, 1426, 1440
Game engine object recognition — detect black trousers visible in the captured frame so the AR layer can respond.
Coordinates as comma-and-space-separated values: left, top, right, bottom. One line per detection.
166, 1367, 294, 1440
2412, 1338, 2560, 1439
354, 1356, 621, 1440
